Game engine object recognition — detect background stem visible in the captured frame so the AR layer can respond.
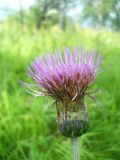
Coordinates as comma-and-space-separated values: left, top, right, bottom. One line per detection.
72, 137, 80, 160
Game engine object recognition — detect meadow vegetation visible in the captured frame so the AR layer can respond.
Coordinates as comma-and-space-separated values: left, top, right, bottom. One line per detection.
0, 24, 120, 160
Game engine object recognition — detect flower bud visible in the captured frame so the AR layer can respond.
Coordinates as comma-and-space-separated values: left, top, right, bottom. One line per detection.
56, 97, 89, 138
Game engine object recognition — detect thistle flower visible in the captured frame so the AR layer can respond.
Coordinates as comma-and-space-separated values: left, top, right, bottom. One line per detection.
21, 47, 102, 138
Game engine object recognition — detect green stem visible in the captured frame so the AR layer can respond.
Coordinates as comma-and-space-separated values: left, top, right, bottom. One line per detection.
72, 137, 80, 160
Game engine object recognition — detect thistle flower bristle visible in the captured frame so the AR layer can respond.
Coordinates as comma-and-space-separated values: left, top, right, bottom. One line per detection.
23, 47, 102, 102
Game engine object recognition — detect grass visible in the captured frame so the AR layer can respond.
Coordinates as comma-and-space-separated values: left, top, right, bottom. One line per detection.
0, 24, 120, 160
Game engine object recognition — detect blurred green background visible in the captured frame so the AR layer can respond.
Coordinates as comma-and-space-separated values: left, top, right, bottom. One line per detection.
0, 0, 120, 160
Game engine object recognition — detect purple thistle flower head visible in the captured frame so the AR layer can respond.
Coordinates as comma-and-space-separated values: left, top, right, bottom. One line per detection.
21, 47, 102, 137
